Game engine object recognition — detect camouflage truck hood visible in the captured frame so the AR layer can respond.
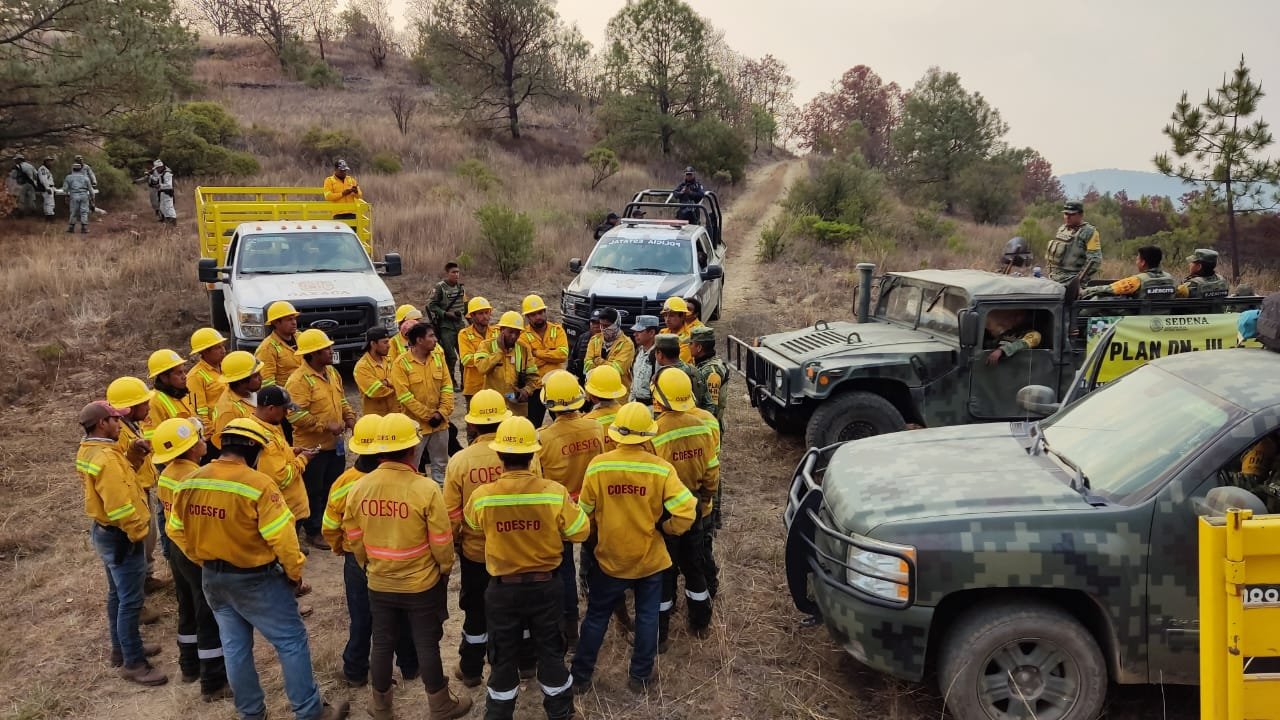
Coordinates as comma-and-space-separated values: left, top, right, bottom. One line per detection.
822, 423, 1091, 534
759, 321, 951, 366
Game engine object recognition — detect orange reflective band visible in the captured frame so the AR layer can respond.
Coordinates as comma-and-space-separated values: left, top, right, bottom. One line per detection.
364, 541, 429, 560
448, 507, 463, 520
429, 531, 453, 545
345, 528, 364, 540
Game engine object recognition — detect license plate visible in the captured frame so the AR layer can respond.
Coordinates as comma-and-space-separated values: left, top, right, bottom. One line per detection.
331, 350, 341, 364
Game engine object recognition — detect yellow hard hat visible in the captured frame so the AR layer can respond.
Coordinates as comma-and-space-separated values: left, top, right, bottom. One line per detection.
608, 402, 658, 445
653, 367, 695, 411
221, 417, 273, 447
465, 389, 513, 425
488, 416, 541, 454
347, 413, 382, 455
521, 294, 547, 315
190, 327, 227, 355
370, 412, 422, 454
147, 348, 186, 378
661, 296, 689, 315
266, 301, 300, 324
220, 350, 263, 383
466, 297, 493, 317
540, 370, 585, 411
395, 304, 423, 324
584, 365, 627, 399
295, 328, 334, 356
151, 417, 203, 465
107, 376, 154, 409
496, 310, 524, 331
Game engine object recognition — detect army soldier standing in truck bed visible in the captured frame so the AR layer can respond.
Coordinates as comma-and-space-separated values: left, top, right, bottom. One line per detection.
1082, 245, 1176, 300
1047, 201, 1102, 284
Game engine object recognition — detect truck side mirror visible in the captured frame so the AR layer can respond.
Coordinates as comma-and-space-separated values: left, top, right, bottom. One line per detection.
380, 253, 402, 277
569, 258, 582, 273
1017, 385, 1060, 416
198, 258, 224, 283
958, 309, 981, 347
701, 264, 723, 281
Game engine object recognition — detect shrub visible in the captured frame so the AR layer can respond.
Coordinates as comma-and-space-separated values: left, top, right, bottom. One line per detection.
786, 157, 885, 230
474, 203, 534, 287
104, 101, 259, 180
584, 146, 620, 190
800, 215, 863, 246
454, 158, 500, 191
676, 119, 749, 184
174, 102, 240, 145
79, 153, 133, 202
300, 127, 367, 168
304, 62, 344, 89
455, 251, 474, 271
370, 152, 402, 174
757, 214, 789, 262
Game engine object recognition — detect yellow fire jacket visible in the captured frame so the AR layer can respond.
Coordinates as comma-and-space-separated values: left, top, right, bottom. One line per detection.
475, 339, 538, 414
578, 447, 696, 579
322, 466, 366, 553
211, 389, 255, 449
78, 438, 151, 542
342, 461, 455, 593
118, 420, 156, 490
256, 332, 300, 388
444, 434, 542, 563
354, 351, 400, 416
464, 469, 589, 577
256, 419, 311, 520
519, 322, 569, 378
585, 334, 636, 390
536, 413, 606, 499
389, 350, 454, 433
188, 358, 226, 434
584, 401, 621, 452
323, 173, 361, 202
653, 410, 720, 516
286, 363, 356, 450
166, 459, 304, 581
458, 324, 499, 395
156, 457, 200, 522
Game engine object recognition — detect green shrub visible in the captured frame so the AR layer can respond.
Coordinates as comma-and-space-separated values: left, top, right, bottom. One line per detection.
796, 213, 863, 246
757, 214, 789, 262
475, 204, 534, 286
174, 102, 241, 145
455, 251, 474, 271
786, 157, 885, 230
455, 158, 500, 191
584, 146, 620, 190
304, 62, 344, 89
104, 101, 258, 180
676, 119, 749, 184
370, 152, 402, 174
300, 126, 367, 168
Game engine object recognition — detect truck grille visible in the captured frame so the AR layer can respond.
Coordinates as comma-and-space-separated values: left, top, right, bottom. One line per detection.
292, 300, 375, 344
779, 330, 850, 354
569, 296, 662, 330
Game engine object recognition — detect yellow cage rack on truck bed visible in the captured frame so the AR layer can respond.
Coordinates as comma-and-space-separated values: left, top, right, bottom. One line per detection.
196, 186, 374, 263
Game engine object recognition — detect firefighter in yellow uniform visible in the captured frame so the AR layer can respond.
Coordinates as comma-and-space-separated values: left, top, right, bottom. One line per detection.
212, 351, 263, 449
458, 297, 498, 405
389, 322, 455, 483
390, 304, 423, 361
77, 400, 166, 686
256, 301, 301, 389
584, 308, 636, 391
107, 376, 167, 592
151, 417, 229, 700
477, 311, 539, 417
583, 366, 628, 452
659, 297, 701, 364
519, 294, 570, 427
650, 367, 719, 644
166, 418, 349, 720
146, 349, 196, 428
287, 328, 357, 550
342, 414, 471, 720
188, 328, 228, 438
252, 386, 318, 561
464, 416, 590, 720
571, 401, 696, 693
536, 372, 606, 644
354, 328, 400, 415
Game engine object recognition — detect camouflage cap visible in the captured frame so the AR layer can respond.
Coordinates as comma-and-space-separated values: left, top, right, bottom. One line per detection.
654, 333, 681, 352
632, 314, 661, 331
1062, 201, 1084, 214
689, 325, 716, 345
1186, 248, 1219, 263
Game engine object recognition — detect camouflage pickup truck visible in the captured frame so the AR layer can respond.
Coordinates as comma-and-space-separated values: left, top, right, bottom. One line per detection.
784, 348, 1280, 720
728, 266, 1259, 448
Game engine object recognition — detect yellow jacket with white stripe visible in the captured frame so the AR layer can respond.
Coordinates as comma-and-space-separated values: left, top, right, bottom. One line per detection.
166, 458, 304, 581
78, 438, 151, 542
653, 410, 720, 517
256, 331, 300, 388
354, 351, 400, 416
156, 457, 200, 522
211, 390, 255, 449
536, 412, 605, 499
256, 419, 311, 520
342, 461, 455, 593
464, 469, 590, 577
578, 447, 696, 579
458, 324, 499, 395
388, 350, 454, 433
322, 466, 365, 553
286, 362, 356, 450
188, 358, 226, 433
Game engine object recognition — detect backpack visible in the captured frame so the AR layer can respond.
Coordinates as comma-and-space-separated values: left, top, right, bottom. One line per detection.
1257, 293, 1280, 353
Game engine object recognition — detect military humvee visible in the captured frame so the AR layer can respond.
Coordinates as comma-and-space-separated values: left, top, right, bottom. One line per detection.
728, 265, 1260, 448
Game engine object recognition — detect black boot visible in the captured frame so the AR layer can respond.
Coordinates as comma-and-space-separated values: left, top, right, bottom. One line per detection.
199, 656, 230, 702
483, 695, 516, 720
178, 641, 199, 683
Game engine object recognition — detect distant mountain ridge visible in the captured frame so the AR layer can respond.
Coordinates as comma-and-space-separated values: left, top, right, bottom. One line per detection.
1058, 169, 1195, 200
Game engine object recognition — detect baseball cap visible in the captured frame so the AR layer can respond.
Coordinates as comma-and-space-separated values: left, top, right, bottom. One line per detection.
80, 400, 126, 427
589, 308, 606, 322
606, 212, 619, 220
1062, 201, 1084, 214
256, 385, 298, 411
632, 315, 660, 331
153, 159, 164, 168
365, 326, 390, 350
335, 159, 350, 170
684, 166, 695, 173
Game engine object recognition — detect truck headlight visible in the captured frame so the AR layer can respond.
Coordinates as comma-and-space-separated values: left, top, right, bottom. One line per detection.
846, 543, 914, 604
773, 368, 785, 391
239, 308, 265, 340
378, 302, 396, 331
562, 294, 581, 317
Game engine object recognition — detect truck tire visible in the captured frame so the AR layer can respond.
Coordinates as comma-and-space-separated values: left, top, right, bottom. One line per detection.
209, 290, 230, 332
759, 401, 804, 436
804, 391, 904, 448
939, 602, 1107, 720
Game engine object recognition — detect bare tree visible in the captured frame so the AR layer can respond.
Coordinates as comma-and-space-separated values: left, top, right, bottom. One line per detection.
385, 90, 419, 135
339, 0, 397, 69
226, 0, 309, 68
184, 0, 238, 35
300, 0, 336, 60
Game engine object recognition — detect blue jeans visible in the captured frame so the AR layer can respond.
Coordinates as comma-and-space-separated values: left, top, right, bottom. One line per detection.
203, 565, 322, 720
90, 523, 147, 666
571, 568, 661, 683
343, 553, 418, 682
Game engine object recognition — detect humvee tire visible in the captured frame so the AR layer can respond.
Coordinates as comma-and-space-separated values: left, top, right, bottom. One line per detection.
804, 391, 905, 448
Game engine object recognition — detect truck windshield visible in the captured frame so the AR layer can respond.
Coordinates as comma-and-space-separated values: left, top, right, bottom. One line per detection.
237, 232, 372, 274
1040, 365, 1238, 502
588, 235, 692, 274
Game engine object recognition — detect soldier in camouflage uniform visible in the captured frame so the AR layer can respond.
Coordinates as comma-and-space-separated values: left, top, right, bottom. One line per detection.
689, 326, 728, 428
1047, 201, 1102, 284
982, 309, 1042, 366
1176, 248, 1230, 299
427, 262, 466, 384
1082, 245, 1175, 300
61, 162, 94, 234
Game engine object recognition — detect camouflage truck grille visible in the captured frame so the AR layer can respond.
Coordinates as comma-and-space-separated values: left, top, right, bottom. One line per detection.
779, 330, 852, 355
293, 301, 376, 344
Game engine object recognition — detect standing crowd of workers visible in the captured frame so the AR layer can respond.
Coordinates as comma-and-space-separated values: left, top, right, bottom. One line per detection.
76, 262, 731, 720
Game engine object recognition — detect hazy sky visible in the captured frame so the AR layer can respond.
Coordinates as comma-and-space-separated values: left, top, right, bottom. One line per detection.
393, 0, 1280, 174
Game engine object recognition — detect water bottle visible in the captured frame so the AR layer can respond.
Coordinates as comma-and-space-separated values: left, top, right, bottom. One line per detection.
335, 431, 345, 458
505, 392, 517, 402
1032, 266, 1043, 278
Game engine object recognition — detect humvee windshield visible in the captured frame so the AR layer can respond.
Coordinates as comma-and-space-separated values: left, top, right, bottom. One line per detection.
878, 279, 966, 335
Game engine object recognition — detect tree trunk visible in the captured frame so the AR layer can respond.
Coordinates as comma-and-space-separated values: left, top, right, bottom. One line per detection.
1225, 177, 1241, 282
505, 58, 520, 139
317, 28, 326, 60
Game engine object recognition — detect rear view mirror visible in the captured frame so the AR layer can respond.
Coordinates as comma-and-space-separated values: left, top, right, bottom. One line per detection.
958, 309, 981, 347
198, 258, 223, 283
1016, 385, 1060, 416
702, 264, 723, 281
569, 258, 582, 273
379, 253, 402, 277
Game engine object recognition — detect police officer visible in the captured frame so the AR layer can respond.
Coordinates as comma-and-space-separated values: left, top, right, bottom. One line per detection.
688, 326, 728, 427
673, 166, 706, 223
136, 160, 162, 220
1177, 248, 1231, 299
1047, 201, 1102, 284
62, 161, 93, 233
342, 413, 470, 720
584, 308, 636, 393
428, 263, 467, 382
521, 294, 571, 427
593, 212, 620, 241
571, 402, 696, 693
257, 301, 301, 390
629, 315, 661, 405
10, 154, 41, 215
1082, 245, 1176, 300
167, 418, 349, 720
464, 416, 590, 720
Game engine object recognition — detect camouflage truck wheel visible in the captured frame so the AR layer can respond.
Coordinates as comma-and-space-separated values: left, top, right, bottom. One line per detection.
804, 391, 905, 448
940, 602, 1106, 720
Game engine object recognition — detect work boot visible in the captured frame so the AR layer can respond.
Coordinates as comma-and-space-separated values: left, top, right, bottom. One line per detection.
140, 606, 161, 625
316, 700, 350, 720
297, 526, 311, 555
66, 225, 74, 233
453, 664, 482, 688
118, 662, 168, 686
368, 686, 394, 720
308, 534, 330, 551
145, 575, 171, 594
202, 685, 232, 703
343, 673, 368, 688
110, 642, 161, 667
426, 683, 472, 720
627, 675, 654, 694
299, 602, 314, 618
80, 225, 88, 233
